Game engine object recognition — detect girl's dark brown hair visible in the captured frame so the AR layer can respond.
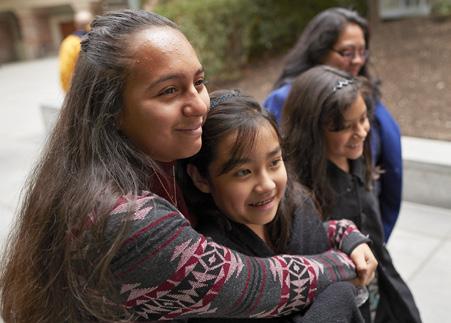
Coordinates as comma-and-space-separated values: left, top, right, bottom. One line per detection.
282, 65, 373, 216
0, 9, 179, 322
178, 90, 308, 254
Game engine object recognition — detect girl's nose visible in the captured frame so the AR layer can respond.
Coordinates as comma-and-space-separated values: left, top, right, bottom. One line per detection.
183, 86, 209, 117
355, 123, 368, 139
255, 172, 276, 193
352, 54, 365, 66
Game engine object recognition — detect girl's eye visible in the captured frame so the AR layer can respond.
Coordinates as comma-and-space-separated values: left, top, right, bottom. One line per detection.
159, 87, 177, 96
235, 169, 251, 177
270, 158, 282, 168
195, 78, 207, 87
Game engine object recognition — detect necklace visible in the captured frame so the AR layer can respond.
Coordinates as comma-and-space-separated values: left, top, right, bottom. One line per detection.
153, 165, 178, 208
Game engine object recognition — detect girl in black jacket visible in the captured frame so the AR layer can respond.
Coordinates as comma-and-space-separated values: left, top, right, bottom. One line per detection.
282, 65, 421, 323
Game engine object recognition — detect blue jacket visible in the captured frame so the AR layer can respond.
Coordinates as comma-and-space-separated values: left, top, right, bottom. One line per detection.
263, 83, 402, 241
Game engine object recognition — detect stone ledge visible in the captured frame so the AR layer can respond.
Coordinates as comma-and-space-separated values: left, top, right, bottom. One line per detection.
402, 136, 451, 209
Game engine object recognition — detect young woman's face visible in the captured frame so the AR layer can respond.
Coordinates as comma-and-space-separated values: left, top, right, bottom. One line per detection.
322, 23, 367, 76
324, 94, 370, 171
120, 27, 209, 162
204, 124, 287, 234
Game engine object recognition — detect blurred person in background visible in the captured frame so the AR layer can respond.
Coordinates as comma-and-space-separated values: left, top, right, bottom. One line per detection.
59, 10, 93, 92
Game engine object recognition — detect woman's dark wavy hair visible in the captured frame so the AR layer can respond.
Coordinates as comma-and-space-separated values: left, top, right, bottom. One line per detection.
178, 90, 311, 254
282, 65, 373, 216
0, 9, 179, 322
273, 7, 380, 99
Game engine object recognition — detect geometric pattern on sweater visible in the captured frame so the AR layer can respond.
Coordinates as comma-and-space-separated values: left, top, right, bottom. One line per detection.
121, 238, 318, 320
325, 219, 357, 248
122, 237, 242, 319
324, 219, 370, 255
109, 192, 356, 320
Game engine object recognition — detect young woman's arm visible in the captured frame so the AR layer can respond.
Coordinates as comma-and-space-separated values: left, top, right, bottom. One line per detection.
107, 193, 357, 320
324, 219, 371, 255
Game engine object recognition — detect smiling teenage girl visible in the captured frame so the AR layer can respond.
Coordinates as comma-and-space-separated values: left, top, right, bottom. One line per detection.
282, 65, 421, 323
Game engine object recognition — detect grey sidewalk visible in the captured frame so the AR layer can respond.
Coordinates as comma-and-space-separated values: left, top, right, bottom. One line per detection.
387, 202, 451, 323
1, 57, 450, 323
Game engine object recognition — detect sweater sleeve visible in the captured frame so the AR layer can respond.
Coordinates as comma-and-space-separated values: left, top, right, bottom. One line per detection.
323, 219, 371, 255
107, 193, 357, 320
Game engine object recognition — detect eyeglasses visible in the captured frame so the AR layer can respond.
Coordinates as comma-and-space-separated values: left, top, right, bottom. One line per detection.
332, 48, 369, 61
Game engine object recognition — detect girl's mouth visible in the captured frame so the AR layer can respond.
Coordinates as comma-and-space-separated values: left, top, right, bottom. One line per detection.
249, 196, 275, 207
347, 141, 363, 149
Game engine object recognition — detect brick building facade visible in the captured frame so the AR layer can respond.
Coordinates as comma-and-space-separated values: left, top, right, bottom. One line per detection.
0, 0, 136, 64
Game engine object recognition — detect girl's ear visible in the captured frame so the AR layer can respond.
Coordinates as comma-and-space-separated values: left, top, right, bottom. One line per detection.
187, 164, 211, 193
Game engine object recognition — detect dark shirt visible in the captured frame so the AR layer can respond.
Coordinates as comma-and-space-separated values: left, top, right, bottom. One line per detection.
326, 159, 385, 253
326, 158, 421, 323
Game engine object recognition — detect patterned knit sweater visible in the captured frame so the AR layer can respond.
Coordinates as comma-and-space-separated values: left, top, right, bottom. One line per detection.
107, 192, 361, 320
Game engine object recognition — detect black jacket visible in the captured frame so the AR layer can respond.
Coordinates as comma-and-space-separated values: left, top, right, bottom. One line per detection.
326, 158, 422, 323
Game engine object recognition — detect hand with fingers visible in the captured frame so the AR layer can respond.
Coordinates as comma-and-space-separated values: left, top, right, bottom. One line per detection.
349, 243, 378, 286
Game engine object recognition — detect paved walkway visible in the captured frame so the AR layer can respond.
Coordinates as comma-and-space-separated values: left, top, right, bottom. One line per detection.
1, 57, 450, 323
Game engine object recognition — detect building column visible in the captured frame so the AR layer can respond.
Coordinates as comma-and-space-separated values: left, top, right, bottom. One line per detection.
0, 13, 17, 63
14, 8, 51, 60
368, 0, 380, 27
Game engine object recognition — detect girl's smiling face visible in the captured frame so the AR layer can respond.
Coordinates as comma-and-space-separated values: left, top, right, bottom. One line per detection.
120, 27, 209, 162
200, 123, 287, 238
324, 93, 370, 171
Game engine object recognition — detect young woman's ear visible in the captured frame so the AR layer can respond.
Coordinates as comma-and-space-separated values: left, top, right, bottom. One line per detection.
187, 164, 211, 193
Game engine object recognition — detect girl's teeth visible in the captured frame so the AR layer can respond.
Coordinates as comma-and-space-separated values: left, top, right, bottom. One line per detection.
252, 198, 272, 206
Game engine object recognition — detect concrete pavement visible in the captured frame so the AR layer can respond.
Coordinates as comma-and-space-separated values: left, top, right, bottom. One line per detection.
0, 58, 63, 244
1, 57, 450, 323
387, 202, 451, 323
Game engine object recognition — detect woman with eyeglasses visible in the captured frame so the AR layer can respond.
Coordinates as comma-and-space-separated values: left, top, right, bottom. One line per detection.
264, 7, 403, 244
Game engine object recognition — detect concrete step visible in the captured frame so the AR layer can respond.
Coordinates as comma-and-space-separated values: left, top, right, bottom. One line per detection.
402, 136, 451, 209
